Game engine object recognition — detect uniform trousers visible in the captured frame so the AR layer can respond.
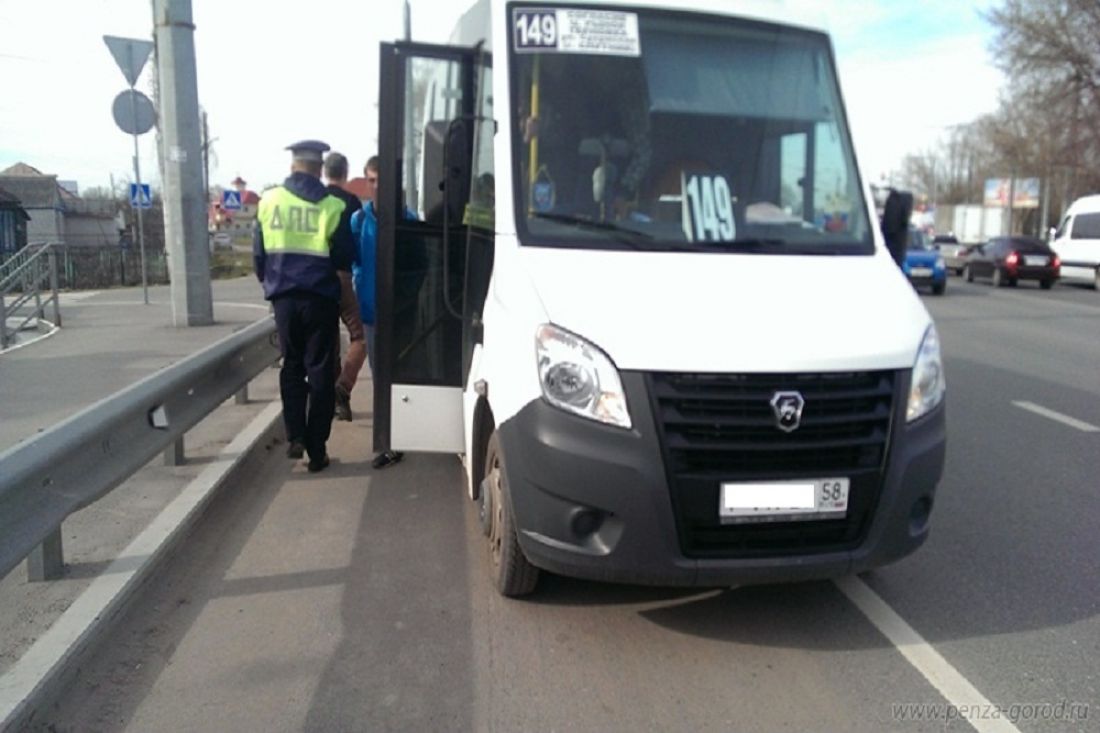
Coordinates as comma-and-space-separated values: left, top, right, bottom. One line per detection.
273, 293, 339, 461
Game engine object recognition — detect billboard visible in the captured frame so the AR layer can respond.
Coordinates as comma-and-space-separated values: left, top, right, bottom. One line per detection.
984, 178, 1040, 209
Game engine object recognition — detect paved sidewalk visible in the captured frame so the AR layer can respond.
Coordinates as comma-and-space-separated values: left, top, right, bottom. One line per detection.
0, 278, 269, 452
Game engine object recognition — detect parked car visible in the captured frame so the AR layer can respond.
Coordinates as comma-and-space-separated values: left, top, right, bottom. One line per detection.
932, 234, 968, 275
964, 236, 1060, 288
1049, 194, 1100, 290
903, 229, 947, 294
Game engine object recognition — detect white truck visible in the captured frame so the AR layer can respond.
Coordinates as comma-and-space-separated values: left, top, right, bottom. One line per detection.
371, 0, 946, 595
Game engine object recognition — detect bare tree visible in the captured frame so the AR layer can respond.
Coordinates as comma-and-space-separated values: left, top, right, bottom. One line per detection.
986, 0, 1100, 214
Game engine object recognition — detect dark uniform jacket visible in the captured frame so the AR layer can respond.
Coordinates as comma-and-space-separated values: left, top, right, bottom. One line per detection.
253, 172, 354, 302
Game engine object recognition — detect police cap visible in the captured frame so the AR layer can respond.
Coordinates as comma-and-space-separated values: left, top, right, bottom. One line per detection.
286, 140, 330, 163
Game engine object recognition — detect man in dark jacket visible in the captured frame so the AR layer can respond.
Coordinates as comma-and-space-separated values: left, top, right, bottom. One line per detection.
322, 151, 366, 421
254, 140, 354, 472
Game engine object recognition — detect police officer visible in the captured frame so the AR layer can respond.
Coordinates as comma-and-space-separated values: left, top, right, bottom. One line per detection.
254, 140, 354, 472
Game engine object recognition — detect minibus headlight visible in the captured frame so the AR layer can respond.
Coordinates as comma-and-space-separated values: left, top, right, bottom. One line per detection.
535, 324, 632, 429
907, 324, 945, 422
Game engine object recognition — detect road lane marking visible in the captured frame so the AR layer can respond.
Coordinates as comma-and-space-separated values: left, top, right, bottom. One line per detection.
835, 576, 1021, 733
1011, 401, 1099, 432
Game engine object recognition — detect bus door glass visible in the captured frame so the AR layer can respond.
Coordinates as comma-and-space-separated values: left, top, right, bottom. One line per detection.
376, 42, 477, 453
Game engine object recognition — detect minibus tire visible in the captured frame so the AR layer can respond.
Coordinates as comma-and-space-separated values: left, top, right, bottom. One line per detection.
484, 432, 539, 597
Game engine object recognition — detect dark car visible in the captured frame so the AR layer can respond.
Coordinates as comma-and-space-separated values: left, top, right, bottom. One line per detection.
963, 236, 1061, 289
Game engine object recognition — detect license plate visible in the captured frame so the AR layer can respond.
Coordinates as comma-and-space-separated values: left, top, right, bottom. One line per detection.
1024, 255, 1048, 266
910, 267, 933, 277
720, 478, 849, 523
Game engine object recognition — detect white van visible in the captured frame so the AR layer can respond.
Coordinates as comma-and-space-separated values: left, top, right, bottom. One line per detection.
372, 0, 946, 596
1050, 194, 1100, 289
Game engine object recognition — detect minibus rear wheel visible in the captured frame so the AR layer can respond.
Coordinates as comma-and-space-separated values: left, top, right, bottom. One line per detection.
484, 432, 539, 597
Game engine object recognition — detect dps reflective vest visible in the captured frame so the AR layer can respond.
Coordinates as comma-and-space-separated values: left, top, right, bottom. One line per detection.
255, 175, 349, 301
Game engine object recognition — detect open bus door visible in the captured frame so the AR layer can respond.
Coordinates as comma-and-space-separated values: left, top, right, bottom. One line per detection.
375, 41, 486, 455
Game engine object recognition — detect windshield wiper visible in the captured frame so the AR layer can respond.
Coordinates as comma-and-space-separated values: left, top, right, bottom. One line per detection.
677, 237, 787, 252
530, 212, 655, 249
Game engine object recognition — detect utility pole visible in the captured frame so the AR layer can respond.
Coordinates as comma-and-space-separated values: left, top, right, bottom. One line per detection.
202, 110, 209, 210
1006, 170, 1016, 236
153, 0, 213, 326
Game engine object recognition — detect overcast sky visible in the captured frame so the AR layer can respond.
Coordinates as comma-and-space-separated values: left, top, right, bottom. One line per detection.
0, 0, 1002, 194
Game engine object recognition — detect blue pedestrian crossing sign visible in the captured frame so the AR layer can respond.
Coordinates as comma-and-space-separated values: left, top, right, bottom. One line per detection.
129, 183, 152, 209
222, 189, 242, 211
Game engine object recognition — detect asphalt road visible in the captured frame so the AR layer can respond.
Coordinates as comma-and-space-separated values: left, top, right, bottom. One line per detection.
34, 277, 1100, 733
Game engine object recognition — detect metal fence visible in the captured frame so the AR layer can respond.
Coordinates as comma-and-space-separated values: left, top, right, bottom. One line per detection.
54, 244, 170, 289
0, 317, 279, 582
0, 242, 170, 290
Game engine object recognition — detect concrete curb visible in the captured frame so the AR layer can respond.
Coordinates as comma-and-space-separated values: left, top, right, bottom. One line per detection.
0, 401, 283, 731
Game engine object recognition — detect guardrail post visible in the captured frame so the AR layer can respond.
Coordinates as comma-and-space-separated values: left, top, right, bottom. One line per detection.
164, 436, 185, 466
27, 527, 64, 581
235, 384, 249, 404
49, 246, 61, 326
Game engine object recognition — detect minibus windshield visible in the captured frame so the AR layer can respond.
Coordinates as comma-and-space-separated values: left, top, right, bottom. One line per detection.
509, 7, 873, 254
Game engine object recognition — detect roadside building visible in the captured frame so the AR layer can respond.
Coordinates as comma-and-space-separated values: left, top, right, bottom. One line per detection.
0, 187, 30, 257
0, 163, 115, 248
344, 176, 369, 203
209, 176, 260, 247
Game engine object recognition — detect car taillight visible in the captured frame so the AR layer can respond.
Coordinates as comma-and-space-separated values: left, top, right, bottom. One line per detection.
1005, 251, 1019, 267
1051, 255, 1061, 269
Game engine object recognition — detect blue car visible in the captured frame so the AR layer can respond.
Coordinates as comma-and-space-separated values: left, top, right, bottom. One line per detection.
902, 229, 947, 295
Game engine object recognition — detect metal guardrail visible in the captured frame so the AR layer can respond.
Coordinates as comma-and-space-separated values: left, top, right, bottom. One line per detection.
0, 317, 279, 581
0, 243, 61, 349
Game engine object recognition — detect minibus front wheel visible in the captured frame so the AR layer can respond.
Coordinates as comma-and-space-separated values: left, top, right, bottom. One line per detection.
484, 431, 540, 597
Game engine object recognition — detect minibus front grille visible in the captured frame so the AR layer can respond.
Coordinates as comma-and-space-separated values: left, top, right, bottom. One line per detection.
646, 370, 898, 558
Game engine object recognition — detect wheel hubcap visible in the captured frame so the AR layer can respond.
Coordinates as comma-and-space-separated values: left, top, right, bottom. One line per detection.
487, 458, 503, 566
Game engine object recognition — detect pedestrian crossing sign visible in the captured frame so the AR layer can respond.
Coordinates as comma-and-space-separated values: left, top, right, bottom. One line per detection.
222, 189, 242, 211
129, 183, 152, 209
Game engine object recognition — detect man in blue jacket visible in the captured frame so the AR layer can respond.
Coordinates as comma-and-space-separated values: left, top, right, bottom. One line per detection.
255, 140, 354, 472
350, 155, 416, 469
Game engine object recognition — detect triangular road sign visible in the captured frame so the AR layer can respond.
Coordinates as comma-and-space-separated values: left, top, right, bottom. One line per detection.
104, 35, 154, 88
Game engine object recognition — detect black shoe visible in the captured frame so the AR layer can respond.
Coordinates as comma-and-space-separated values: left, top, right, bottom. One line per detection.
334, 385, 352, 422
371, 450, 404, 469
307, 454, 330, 473
286, 441, 305, 459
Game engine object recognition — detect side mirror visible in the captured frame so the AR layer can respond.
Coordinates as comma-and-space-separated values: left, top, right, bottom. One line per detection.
880, 189, 913, 266
1048, 226, 1057, 243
